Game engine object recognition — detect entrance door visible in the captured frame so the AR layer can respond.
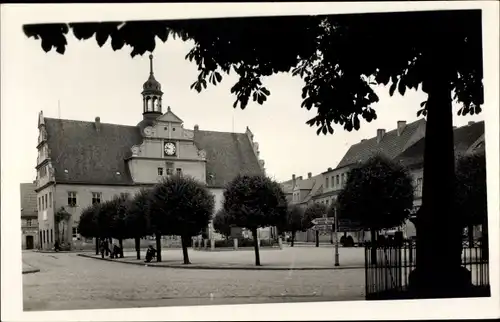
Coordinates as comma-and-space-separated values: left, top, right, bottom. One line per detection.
26, 235, 34, 250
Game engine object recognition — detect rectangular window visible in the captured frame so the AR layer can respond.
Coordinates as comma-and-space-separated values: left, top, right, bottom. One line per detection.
336, 175, 340, 185
38, 197, 41, 211
72, 227, 78, 238
49, 192, 52, 208
92, 192, 102, 205
41, 196, 45, 210
44, 194, 48, 209
43, 230, 46, 243
342, 173, 346, 186
166, 162, 174, 175
325, 177, 329, 188
331, 176, 335, 187
157, 167, 164, 176
50, 229, 53, 243
68, 192, 77, 207
176, 168, 182, 177
27, 219, 32, 226
40, 166, 47, 177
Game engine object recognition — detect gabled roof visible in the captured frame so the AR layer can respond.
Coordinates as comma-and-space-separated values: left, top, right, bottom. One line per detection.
192, 130, 263, 187
280, 179, 294, 194
397, 121, 485, 167
336, 118, 426, 169
43, 117, 263, 188
20, 183, 37, 217
157, 107, 183, 124
295, 177, 316, 191
301, 175, 324, 204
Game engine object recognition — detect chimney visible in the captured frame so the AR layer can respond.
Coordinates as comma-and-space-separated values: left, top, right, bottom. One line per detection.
297, 176, 303, 180
397, 121, 407, 136
308, 172, 312, 179
468, 121, 475, 126
377, 129, 386, 144
194, 124, 199, 131
95, 117, 101, 132
292, 174, 296, 187
328, 167, 332, 171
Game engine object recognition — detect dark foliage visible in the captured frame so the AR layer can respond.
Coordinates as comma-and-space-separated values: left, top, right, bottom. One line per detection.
212, 209, 232, 239
78, 205, 98, 238
303, 203, 328, 229
126, 188, 152, 238
337, 155, 414, 230
23, 11, 482, 135
455, 151, 487, 227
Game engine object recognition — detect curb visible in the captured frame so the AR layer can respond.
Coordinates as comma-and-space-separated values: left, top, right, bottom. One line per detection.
77, 254, 364, 271
22, 268, 41, 275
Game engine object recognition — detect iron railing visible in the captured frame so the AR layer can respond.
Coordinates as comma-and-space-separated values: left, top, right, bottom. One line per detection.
365, 239, 490, 300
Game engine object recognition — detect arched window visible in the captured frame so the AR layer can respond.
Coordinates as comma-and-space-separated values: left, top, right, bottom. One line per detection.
152, 97, 157, 111
147, 97, 153, 112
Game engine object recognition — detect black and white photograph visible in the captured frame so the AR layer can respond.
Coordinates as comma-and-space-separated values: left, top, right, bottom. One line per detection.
1, 2, 499, 321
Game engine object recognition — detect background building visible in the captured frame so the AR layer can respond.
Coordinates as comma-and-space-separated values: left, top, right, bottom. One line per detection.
20, 182, 39, 249
34, 55, 267, 250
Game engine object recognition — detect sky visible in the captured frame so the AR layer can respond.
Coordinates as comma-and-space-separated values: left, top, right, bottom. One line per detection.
1, 8, 486, 186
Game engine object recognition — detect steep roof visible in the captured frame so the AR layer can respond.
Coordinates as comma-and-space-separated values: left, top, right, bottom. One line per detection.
192, 130, 263, 187
301, 175, 324, 204
397, 121, 485, 167
336, 118, 426, 169
279, 179, 294, 194
20, 183, 37, 217
43, 118, 262, 188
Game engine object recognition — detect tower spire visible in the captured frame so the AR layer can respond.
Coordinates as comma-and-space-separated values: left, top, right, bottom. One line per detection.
149, 54, 154, 75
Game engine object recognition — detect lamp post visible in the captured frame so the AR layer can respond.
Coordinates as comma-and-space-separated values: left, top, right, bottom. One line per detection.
334, 207, 340, 266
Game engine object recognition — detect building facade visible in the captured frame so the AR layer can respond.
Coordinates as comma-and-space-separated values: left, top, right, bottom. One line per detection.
20, 182, 39, 249
35, 55, 268, 250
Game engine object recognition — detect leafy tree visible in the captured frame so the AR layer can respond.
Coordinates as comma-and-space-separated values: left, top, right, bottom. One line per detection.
126, 188, 153, 260
224, 174, 288, 266
23, 10, 483, 293
337, 155, 414, 261
455, 151, 487, 247
107, 194, 130, 257
212, 209, 232, 240
95, 200, 114, 247
78, 204, 99, 255
149, 175, 214, 264
285, 205, 305, 247
304, 203, 328, 247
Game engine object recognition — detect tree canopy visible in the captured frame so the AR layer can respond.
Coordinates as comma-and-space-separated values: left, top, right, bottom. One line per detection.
212, 209, 232, 239
455, 151, 487, 227
337, 155, 414, 231
223, 174, 288, 231
126, 188, 153, 238
78, 204, 98, 238
303, 203, 328, 230
22, 10, 483, 135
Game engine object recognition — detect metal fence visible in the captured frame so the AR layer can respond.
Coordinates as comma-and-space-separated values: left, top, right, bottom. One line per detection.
364, 239, 490, 300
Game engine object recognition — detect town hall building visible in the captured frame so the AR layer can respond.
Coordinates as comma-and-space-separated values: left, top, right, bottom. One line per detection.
35, 55, 266, 250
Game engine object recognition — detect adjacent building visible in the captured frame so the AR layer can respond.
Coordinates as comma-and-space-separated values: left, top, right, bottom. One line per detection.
20, 182, 39, 249
282, 119, 485, 243
34, 55, 267, 250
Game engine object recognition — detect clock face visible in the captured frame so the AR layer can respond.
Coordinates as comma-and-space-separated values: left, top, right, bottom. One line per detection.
164, 142, 176, 156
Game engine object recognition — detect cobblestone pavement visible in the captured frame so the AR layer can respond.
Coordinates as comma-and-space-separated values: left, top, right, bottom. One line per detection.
22, 251, 365, 311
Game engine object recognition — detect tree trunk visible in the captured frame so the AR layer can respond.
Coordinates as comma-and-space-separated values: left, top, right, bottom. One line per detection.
252, 228, 261, 266
291, 231, 295, 247
409, 49, 472, 297
135, 237, 141, 260
155, 232, 162, 262
95, 237, 99, 255
315, 230, 320, 247
181, 235, 191, 264
118, 238, 124, 258
370, 228, 377, 264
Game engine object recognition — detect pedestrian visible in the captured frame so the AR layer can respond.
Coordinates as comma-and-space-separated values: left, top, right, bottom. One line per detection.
144, 245, 156, 263
54, 240, 60, 252
99, 240, 106, 259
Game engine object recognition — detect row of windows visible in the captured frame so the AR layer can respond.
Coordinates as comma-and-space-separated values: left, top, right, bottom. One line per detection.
68, 191, 102, 207
414, 178, 423, 197
157, 167, 182, 176
40, 229, 53, 246
38, 192, 52, 211
325, 173, 346, 190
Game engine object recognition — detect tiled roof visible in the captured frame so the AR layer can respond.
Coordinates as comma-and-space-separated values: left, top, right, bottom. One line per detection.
20, 183, 37, 217
397, 121, 485, 167
192, 130, 263, 187
296, 177, 316, 190
336, 118, 426, 169
279, 179, 294, 194
301, 175, 324, 204
44, 118, 262, 188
